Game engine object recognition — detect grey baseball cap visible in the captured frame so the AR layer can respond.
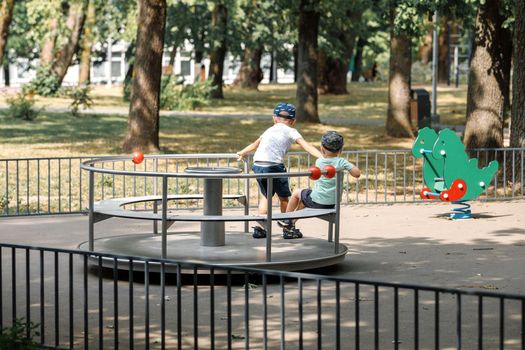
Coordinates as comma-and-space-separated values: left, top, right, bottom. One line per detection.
321, 131, 344, 152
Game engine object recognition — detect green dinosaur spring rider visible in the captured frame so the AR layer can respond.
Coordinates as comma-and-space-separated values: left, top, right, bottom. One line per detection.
412, 127, 499, 219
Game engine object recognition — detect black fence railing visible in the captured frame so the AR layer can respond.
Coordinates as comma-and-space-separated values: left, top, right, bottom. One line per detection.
0, 243, 523, 349
1, 148, 524, 217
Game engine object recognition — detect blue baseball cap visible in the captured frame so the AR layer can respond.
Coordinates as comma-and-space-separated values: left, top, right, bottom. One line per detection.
321, 131, 344, 152
273, 102, 296, 119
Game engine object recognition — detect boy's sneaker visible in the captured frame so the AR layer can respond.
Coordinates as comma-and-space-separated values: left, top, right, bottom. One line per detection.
283, 226, 303, 239
252, 226, 267, 239
277, 219, 294, 229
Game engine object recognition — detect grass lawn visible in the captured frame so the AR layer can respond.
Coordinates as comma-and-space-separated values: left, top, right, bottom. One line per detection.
0, 112, 418, 158
0, 82, 468, 158
219, 82, 467, 125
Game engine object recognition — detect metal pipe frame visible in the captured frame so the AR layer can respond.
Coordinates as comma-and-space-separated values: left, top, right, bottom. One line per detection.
2, 148, 524, 219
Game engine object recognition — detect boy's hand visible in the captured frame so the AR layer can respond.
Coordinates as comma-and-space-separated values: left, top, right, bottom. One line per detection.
236, 151, 245, 161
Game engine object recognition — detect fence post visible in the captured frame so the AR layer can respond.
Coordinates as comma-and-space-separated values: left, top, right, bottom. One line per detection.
244, 160, 250, 233
266, 175, 272, 262
161, 176, 168, 259
88, 171, 94, 251
153, 158, 159, 234
334, 170, 342, 254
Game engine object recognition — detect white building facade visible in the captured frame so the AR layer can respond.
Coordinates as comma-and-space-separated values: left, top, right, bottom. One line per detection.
0, 40, 295, 87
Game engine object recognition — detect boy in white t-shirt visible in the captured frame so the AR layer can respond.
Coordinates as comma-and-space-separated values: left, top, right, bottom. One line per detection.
237, 102, 323, 239
279, 131, 361, 237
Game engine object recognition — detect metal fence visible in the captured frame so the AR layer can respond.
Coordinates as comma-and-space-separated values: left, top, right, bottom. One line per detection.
0, 242, 523, 349
1, 148, 524, 217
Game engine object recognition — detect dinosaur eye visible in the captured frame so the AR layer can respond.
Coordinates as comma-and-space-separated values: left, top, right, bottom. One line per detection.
441, 140, 445, 145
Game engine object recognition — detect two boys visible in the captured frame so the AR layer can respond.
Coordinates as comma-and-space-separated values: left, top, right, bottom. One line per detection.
237, 102, 360, 239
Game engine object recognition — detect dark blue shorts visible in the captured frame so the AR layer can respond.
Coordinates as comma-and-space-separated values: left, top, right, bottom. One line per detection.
301, 189, 335, 209
252, 163, 291, 198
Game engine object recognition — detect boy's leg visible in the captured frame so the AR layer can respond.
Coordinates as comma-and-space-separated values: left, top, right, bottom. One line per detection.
283, 189, 305, 225
281, 188, 309, 239
286, 188, 303, 213
253, 194, 270, 238
278, 196, 289, 213
252, 165, 270, 238
258, 196, 268, 215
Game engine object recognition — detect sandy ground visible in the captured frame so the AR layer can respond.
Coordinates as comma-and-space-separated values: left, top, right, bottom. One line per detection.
0, 201, 524, 349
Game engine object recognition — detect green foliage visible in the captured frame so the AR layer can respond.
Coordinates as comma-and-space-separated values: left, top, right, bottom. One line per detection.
165, 1, 197, 53
411, 61, 432, 83
23, 66, 60, 97
123, 77, 132, 102
5, 92, 41, 121
62, 85, 94, 117
25, 0, 64, 45
318, 0, 369, 60
102, 175, 113, 187
0, 194, 9, 212
5, 1, 37, 62
160, 77, 216, 111
0, 319, 40, 350
228, 0, 295, 69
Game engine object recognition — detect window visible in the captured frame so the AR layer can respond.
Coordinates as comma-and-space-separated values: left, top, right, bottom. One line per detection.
16, 60, 31, 79
92, 63, 106, 78
111, 61, 121, 78
180, 60, 191, 76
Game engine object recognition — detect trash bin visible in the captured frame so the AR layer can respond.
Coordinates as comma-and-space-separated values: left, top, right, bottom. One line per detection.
410, 89, 431, 128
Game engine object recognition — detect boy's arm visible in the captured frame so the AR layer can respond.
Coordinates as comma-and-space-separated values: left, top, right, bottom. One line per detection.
296, 138, 323, 159
343, 159, 361, 178
349, 166, 361, 178
237, 137, 261, 160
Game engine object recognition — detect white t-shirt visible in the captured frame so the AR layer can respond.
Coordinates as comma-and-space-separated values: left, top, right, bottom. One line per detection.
253, 123, 302, 164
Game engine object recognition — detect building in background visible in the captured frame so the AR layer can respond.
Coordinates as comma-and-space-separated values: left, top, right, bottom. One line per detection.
0, 41, 294, 87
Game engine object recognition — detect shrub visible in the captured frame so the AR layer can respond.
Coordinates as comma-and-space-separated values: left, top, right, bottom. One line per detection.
0, 194, 9, 212
0, 319, 40, 349
124, 75, 214, 110
5, 92, 40, 121
160, 77, 215, 111
411, 61, 432, 84
62, 85, 93, 117
23, 66, 60, 97
123, 75, 132, 102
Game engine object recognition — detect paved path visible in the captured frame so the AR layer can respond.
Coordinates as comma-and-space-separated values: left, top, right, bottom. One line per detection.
0, 201, 523, 348
1, 201, 523, 293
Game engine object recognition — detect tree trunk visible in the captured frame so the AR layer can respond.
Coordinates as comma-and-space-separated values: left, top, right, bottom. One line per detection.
51, 0, 88, 86
464, 0, 512, 150
78, 0, 95, 85
2, 53, 9, 86
510, 0, 525, 149
122, 0, 167, 153
351, 37, 366, 82
165, 45, 177, 76
418, 26, 432, 64
269, 51, 276, 83
194, 49, 203, 82
318, 14, 358, 95
293, 44, 298, 83
296, 0, 320, 123
0, 0, 14, 66
233, 46, 263, 90
40, 18, 59, 67
208, 3, 227, 99
192, 3, 205, 82
437, 18, 450, 84
386, 13, 414, 138
318, 52, 350, 95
